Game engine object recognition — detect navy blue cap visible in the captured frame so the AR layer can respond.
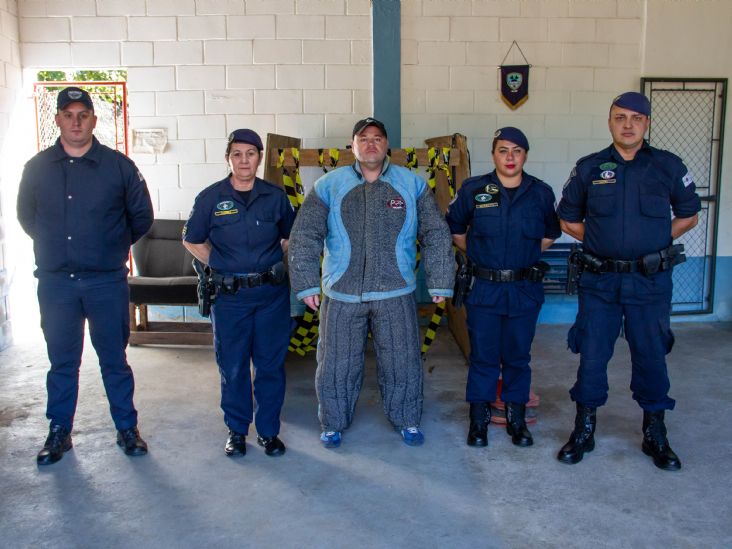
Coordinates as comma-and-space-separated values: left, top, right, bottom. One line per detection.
612, 91, 651, 116
493, 127, 529, 151
57, 86, 94, 111
352, 117, 388, 138
228, 128, 263, 151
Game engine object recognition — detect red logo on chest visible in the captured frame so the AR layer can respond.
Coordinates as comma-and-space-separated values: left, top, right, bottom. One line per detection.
387, 198, 405, 210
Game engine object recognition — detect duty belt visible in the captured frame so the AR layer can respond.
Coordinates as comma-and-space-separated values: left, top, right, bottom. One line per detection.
473, 262, 549, 283
211, 271, 272, 294
580, 244, 686, 276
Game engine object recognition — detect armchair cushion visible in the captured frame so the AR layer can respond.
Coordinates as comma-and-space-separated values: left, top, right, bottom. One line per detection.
129, 219, 198, 305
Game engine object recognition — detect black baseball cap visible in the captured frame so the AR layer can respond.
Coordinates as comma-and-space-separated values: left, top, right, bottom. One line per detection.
228, 128, 264, 151
352, 117, 387, 138
57, 86, 94, 111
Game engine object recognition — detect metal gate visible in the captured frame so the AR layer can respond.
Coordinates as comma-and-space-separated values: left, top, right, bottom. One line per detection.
642, 78, 727, 314
33, 81, 128, 153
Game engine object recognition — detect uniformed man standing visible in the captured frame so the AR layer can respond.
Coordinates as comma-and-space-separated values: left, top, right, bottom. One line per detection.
556, 92, 701, 471
17, 87, 154, 465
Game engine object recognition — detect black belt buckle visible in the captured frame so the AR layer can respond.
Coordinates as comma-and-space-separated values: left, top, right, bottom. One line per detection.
615, 260, 635, 274
496, 270, 514, 282
244, 274, 264, 288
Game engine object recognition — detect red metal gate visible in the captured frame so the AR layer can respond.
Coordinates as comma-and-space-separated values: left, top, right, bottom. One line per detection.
33, 81, 128, 153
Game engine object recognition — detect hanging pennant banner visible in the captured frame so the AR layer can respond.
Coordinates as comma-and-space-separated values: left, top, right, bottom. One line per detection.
499, 41, 531, 110
500, 64, 530, 110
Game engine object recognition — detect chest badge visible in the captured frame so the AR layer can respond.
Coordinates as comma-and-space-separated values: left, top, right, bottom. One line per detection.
485, 183, 499, 194
599, 162, 617, 171
215, 200, 238, 216
600, 170, 615, 179
387, 198, 405, 210
474, 191, 499, 208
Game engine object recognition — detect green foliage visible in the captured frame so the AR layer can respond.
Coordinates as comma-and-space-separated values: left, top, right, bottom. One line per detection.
72, 69, 127, 82
35, 69, 128, 104
36, 71, 67, 82
35, 69, 127, 82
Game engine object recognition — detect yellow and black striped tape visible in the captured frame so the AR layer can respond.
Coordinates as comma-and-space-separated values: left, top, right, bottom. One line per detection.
421, 299, 446, 357
278, 148, 300, 211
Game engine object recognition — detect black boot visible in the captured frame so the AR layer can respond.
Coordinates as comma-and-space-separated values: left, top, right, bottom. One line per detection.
557, 403, 596, 464
224, 430, 247, 456
642, 411, 681, 471
116, 427, 148, 456
37, 424, 72, 466
467, 402, 490, 447
505, 402, 533, 447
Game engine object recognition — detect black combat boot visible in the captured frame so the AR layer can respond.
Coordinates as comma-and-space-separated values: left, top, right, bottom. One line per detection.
37, 424, 72, 465
641, 410, 681, 471
557, 403, 596, 464
467, 402, 490, 447
505, 402, 533, 447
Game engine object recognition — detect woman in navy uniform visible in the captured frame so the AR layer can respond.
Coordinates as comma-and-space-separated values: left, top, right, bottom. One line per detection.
183, 129, 295, 457
446, 127, 561, 448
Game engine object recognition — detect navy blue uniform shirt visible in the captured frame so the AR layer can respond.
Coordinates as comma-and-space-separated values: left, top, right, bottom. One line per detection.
446, 171, 561, 270
16, 137, 154, 278
183, 177, 295, 274
446, 171, 561, 313
557, 142, 701, 260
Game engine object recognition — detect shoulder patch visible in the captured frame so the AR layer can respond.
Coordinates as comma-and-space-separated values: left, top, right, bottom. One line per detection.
682, 172, 694, 188
563, 167, 577, 189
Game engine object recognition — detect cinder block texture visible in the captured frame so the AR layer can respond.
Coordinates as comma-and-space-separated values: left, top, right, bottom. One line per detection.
128, 17, 177, 41
178, 16, 226, 40
71, 42, 120, 66
226, 15, 275, 39
72, 16, 126, 41
20, 17, 69, 42
205, 90, 254, 114
97, 0, 146, 16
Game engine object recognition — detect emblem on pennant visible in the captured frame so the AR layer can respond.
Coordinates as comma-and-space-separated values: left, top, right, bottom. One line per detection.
500, 65, 530, 110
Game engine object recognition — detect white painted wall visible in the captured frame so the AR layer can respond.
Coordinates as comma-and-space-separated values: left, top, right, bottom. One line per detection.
7, 0, 732, 250
16, 0, 373, 219
0, 0, 20, 347
402, 0, 644, 201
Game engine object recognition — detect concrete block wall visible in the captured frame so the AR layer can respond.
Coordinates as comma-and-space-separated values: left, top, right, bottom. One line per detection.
0, 0, 20, 349
18, 0, 373, 219
401, 0, 643, 198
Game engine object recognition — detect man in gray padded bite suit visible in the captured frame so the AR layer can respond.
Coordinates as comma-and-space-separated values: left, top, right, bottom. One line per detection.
288, 118, 453, 448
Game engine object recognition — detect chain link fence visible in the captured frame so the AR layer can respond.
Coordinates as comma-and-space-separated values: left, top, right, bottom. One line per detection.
34, 82, 127, 153
643, 79, 726, 314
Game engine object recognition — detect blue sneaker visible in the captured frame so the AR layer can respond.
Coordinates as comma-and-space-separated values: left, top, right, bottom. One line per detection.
400, 426, 424, 446
320, 431, 341, 448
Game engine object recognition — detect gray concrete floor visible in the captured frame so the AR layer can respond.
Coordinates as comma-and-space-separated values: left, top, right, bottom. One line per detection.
1, 322, 731, 549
